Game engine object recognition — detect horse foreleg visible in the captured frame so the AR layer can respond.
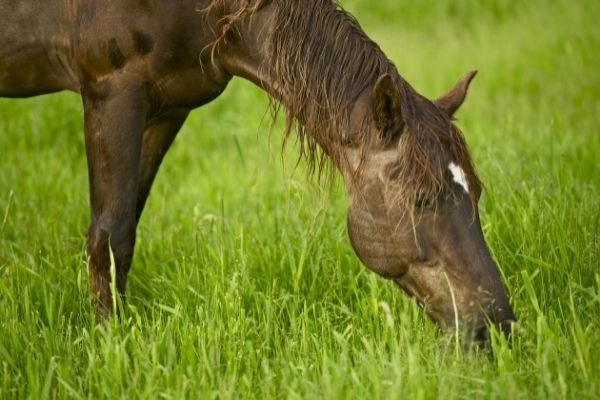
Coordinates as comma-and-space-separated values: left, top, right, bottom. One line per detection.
136, 108, 190, 222
82, 80, 146, 321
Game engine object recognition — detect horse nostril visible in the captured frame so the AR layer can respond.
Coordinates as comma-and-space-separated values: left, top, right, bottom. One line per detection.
473, 324, 490, 346
499, 319, 515, 341
473, 319, 514, 349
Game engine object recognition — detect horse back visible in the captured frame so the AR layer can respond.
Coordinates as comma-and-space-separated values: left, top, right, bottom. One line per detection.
0, 1, 80, 96
0, 0, 230, 108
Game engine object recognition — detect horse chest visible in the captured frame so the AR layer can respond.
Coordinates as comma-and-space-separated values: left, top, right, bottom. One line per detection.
146, 54, 232, 110
146, 74, 228, 111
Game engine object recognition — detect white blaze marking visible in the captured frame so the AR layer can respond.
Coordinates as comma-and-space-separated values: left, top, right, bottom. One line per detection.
448, 162, 469, 193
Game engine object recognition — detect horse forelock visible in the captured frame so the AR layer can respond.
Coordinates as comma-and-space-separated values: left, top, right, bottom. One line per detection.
388, 83, 482, 214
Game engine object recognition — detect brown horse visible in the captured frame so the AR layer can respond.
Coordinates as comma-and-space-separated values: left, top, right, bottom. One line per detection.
0, 0, 515, 344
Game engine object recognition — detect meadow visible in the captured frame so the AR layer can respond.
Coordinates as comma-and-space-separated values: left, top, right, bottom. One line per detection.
0, 0, 598, 398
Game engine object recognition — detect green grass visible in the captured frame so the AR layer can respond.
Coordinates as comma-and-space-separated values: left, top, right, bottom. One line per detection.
1, 0, 599, 398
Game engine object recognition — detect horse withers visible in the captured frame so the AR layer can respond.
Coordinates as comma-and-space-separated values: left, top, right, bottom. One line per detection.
0, 0, 515, 345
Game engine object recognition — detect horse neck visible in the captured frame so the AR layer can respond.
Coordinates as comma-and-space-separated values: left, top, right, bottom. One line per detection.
216, 1, 390, 175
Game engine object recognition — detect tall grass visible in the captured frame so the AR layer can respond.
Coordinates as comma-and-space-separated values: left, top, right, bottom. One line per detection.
0, 0, 598, 398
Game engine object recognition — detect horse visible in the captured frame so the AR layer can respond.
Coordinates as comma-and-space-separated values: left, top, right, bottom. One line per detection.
0, 0, 515, 345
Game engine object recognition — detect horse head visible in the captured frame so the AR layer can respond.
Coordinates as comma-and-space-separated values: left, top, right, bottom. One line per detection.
344, 71, 515, 345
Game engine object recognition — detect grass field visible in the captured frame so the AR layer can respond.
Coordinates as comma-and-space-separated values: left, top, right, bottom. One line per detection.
1, 0, 599, 398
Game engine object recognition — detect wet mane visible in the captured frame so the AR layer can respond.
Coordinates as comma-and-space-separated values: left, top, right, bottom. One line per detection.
206, 0, 481, 211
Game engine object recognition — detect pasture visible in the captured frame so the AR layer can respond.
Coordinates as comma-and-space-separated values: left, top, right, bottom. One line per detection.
1, 0, 598, 398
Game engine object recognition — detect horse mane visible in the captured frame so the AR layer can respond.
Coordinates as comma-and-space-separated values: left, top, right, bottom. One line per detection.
205, 0, 481, 212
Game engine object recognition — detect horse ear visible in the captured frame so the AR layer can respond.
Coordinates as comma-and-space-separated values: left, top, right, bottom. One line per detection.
435, 70, 477, 117
371, 74, 402, 133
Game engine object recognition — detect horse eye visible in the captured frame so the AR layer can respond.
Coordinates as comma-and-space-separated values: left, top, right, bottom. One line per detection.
415, 193, 436, 211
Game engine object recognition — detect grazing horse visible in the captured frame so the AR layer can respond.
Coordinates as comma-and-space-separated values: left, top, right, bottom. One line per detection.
0, 0, 515, 344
